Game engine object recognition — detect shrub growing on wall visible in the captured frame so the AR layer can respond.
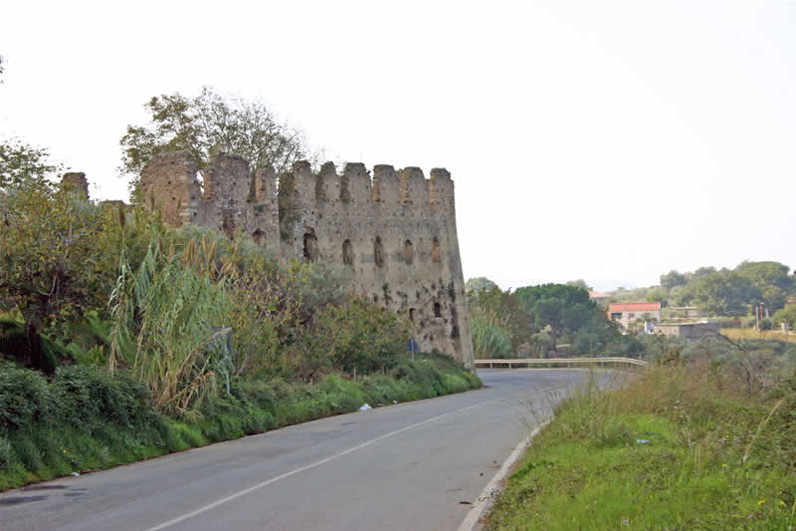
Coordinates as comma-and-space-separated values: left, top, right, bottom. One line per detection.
294, 298, 409, 380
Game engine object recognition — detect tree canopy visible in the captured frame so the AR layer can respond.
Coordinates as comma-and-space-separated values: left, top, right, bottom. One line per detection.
660, 270, 688, 290
465, 277, 499, 294
620, 261, 794, 317
773, 304, 796, 329
119, 87, 316, 183
566, 279, 592, 291
0, 140, 58, 190
514, 284, 597, 353
467, 281, 618, 358
670, 262, 793, 315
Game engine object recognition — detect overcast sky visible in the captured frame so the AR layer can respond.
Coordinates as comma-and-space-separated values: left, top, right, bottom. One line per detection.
2, 1, 794, 291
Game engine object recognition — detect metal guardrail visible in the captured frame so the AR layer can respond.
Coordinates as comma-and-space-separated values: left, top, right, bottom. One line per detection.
474, 357, 650, 368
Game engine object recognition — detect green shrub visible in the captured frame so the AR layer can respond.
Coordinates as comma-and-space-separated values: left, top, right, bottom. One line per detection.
52, 365, 154, 433
0, 351, 479, 491
0, 362, 53, 433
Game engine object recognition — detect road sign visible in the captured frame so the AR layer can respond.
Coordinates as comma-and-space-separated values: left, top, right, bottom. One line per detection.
407, 337, 419, 360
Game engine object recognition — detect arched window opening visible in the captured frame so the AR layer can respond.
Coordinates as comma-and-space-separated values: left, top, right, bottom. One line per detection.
434, 302, 442, 318
252, 229, 264, 245
342, 239, 353, 266
431, 238, 441, 264
303, 230, 319, 262
403, 239, 414, 265
374, 236, 384, 268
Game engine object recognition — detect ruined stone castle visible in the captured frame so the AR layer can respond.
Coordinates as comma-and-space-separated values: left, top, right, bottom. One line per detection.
140, 153, 474, 368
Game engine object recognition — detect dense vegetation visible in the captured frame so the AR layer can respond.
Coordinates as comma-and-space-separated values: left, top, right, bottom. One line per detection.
0, 353, 477, 491
487, 337, 796, 529
613, 261, 794, 319
466, 279, 634, 359
0, 182, 479, 489
468, 260, 795, 360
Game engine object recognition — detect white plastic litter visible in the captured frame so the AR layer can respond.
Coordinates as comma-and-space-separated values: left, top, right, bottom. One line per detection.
71, 472, 80, 476
636, 439, 651, 444
358, 403, 372, 411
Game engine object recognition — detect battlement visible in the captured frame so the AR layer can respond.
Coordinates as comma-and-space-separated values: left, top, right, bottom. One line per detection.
282, 159, 454, 208
61, 172, 89, 198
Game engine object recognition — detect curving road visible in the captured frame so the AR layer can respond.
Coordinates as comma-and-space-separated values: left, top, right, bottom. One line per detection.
1, 369, 621, 531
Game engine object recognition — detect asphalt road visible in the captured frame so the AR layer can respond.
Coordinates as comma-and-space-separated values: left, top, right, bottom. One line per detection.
1, 369, 619, 531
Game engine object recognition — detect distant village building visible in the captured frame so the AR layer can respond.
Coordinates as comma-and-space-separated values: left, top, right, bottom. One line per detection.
608, 302, 662, 329
653, 321, 719, 342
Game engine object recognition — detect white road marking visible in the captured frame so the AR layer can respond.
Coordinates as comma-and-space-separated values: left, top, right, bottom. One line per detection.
145, 402, 488, 531
456, 421, 550, 531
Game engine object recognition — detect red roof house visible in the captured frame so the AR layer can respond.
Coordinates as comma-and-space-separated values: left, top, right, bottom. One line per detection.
608, 302, 662, 329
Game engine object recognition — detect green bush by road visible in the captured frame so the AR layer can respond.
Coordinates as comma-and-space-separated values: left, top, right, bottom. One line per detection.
0, 354, 480, 491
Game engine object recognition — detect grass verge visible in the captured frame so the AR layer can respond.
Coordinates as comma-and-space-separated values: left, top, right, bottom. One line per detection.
487, 365, 796, 530
721, 328, 792, 342
0, 353, 480, 491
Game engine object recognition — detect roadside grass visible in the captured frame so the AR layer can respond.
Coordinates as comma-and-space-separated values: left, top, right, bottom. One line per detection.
0, 353, 480, 491
487, 364, 796, 530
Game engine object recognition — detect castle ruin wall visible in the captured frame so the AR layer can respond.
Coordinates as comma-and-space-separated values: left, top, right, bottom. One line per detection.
140, 152, 474, 368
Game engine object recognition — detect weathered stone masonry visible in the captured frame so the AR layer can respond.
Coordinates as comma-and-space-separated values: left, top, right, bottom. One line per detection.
140, 153, 474, 368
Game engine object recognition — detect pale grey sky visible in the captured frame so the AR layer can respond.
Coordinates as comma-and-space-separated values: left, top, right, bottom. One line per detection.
2, 1, 794, 291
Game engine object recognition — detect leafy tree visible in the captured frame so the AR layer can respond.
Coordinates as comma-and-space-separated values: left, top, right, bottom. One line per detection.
571, 327, 601, 356
692, 266, 717, 280
610, 286, 653, 303
0, 140, 58, 189
0, 176, 160, 371
645, 287, 667, 305
0, 182, 105, 351
120, 87, 315, 187
532, 297, 565, 353
566, 279, 591, 290
660, 270, 688, 290
514, 284, 595, 354
669, 261, 793, 316
734, 261, 793, 312
465, 277, 499, 294
678, 269, 758, 316
772, 304, 796, 329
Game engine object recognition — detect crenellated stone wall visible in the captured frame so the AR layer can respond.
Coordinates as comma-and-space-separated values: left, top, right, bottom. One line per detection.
139, 153, 474, 368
